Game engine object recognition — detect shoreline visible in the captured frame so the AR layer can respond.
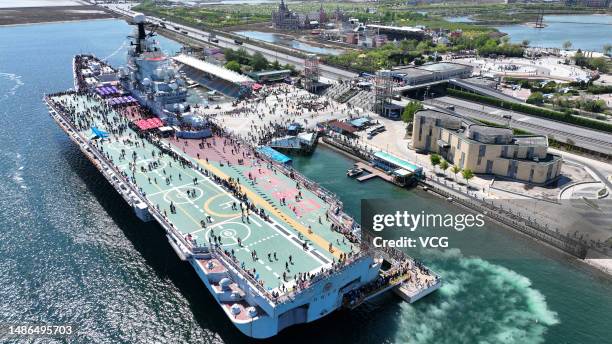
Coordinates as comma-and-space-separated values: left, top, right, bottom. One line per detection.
0, 5, 116, 26
315, 140, 612, 279
585, 259, 612, 275
0, 17, 117, 27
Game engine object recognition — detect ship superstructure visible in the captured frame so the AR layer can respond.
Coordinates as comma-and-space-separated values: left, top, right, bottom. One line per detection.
44, 13, 440, 338
121, 13, 189, 125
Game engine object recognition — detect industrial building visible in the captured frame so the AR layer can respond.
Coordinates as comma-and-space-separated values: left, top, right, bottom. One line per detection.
365, 24, 425, 41
412, 109, 563, 185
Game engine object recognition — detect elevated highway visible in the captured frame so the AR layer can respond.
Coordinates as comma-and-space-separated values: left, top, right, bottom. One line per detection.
424, 97, 612, 156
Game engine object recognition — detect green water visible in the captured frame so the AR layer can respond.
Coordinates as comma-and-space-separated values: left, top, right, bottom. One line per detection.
0, 19, 610, 344
291, 146, 612, 344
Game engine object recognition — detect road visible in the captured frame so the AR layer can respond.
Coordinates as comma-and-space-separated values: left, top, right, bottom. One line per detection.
424, 96, 612, 156
100, 4, 612, 156
103, 4, 358, 82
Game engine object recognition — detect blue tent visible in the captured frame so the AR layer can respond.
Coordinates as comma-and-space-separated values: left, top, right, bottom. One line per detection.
91, 127, 109, 139
257, 146, 292, 165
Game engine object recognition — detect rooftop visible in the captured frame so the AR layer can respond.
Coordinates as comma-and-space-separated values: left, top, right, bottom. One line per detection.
513, 135, 549, 147
391, 62, 471, 78
417, 109, 549, 147
249, 69, 292, 77
173, 54, 254, 85
366, 24, 424, 33
373, 151, 421, 173
418, 62, 470, 73
391, 67, 432, 77
327, 120, 358, 133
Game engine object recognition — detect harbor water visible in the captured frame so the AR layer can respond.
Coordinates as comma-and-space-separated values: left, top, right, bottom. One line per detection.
1, 19, 611, 344
496, 14, 612, 53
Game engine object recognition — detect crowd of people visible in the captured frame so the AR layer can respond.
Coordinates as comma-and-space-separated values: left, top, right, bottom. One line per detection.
47, 73, 439, 304
343, 258, 439, 307
198, 83, 369, 148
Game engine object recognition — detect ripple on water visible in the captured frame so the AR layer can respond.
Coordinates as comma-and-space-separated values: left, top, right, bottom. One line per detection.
394, 249, 559, 344
0, 72, 24, 102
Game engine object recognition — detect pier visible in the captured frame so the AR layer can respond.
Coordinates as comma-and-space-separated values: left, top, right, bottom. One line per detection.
354, 162, 399, 184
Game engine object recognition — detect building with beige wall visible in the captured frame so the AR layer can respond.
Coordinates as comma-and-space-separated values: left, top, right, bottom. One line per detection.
412, 109, 563, 185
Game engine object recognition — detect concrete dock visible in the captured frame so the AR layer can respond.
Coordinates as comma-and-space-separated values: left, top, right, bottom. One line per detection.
354, 162, 400, 184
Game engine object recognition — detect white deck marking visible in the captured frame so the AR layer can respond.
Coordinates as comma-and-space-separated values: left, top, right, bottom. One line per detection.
144, 141, 329, 268
190, 215, 241, 235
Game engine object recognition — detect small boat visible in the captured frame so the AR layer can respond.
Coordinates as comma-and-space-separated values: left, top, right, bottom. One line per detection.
347, 167, 364, 178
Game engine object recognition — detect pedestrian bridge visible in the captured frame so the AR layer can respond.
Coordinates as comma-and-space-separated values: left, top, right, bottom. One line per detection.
394, 78, 523, 105
448, 79, 523, 104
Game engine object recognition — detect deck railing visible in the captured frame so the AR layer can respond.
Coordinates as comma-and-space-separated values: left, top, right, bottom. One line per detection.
46, 90, 423, 309
207, 121, 360, 236
208, 244, 278, 305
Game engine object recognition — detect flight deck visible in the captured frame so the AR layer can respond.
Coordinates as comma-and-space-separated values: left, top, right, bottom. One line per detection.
53, 93, 357, 293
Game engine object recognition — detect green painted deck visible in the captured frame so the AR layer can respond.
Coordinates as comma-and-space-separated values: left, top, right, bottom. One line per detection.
55, 94, 357, 292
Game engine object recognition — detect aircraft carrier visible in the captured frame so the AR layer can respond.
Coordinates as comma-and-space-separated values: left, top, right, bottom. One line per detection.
44, 13, 440, 338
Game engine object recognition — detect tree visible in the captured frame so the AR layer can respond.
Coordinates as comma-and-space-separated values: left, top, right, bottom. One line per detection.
521, 39, 530, 47
224, 48, 250, 65
527, 91, 544, 105
562, 40, 572, 50
224, 60, 241, 73
430, 154, 441, 173
439, 160, 449, 177
250, 52, 269, 71
451, 165, 461, 181
271, 59, 281, 70
284, 63, 296, 75
462, 169, 474, 187
586, 57, 609, 73
402, 101, 423, 124
603, 44, 612, 56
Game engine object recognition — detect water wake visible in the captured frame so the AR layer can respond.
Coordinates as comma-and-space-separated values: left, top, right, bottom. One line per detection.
394, 249, 558, 344
102, 41, 127, 62
1, 152, 27, 191
0, 72, 24, 102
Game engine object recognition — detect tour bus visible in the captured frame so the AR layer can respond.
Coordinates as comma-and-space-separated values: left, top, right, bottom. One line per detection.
366, 124, 385, 139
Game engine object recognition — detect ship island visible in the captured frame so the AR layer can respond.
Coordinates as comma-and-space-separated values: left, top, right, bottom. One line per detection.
43, 14, 440, 338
